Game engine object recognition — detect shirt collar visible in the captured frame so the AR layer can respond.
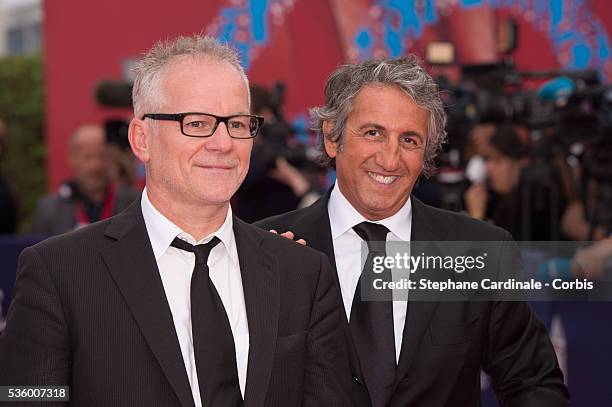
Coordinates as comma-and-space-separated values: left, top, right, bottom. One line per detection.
141, 187, 238, 265
327, 181, 412, 241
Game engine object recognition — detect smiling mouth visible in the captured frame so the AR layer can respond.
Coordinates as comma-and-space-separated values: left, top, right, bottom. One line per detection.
367, 171, 399, 185
196, 165, 233, 170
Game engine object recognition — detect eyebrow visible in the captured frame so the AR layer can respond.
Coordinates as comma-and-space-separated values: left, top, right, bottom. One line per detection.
358, 123, 425, 141
202, 111, 251, 116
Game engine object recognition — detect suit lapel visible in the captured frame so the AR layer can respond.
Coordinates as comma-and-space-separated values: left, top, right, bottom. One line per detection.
99, 202, 195, 407
291, 190, 338, 275
290, 189, 368, 385
393, 197, 449, 389
233, 219, 279, 407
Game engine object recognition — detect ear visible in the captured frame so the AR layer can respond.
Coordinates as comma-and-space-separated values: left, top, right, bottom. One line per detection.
128, 117, 151, 163
322, 120, 338, 158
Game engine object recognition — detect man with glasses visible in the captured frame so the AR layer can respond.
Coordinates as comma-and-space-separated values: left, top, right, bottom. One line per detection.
0, 35, 352, 407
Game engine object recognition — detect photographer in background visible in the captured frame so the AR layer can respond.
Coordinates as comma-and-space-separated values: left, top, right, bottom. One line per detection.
31, 124, 139, 236
234, 84, 320, 222
562, 135, 612, 241
0, 118, 18, 234
465, 123, 567, 240
104, 119, 141, 190
551, 137, 612, 280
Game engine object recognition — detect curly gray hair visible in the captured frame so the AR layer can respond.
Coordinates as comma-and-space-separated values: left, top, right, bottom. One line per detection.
311, 55, 447, 178
132, 34, 249, 119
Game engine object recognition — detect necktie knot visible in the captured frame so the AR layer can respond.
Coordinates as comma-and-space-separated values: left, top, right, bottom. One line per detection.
171, 236, 221, 266
353, 222, 390, 251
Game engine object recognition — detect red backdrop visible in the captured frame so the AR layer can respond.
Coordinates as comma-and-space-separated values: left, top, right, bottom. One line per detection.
43, 0, 612, 190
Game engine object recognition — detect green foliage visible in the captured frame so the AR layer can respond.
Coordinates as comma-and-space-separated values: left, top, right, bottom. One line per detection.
0, 53, 45, 233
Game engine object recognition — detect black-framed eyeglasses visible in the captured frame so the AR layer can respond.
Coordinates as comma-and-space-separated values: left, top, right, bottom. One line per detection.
142, 112, 264, 139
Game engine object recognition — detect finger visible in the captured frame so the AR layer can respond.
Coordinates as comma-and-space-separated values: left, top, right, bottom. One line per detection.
296, 239, 307, 246
269, 229, 278, 234
276, 157, 289, 168
281, 231, 295, 240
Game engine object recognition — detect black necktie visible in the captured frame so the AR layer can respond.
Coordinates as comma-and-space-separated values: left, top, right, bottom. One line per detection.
350, 222, 396, 407
171, 237, 242, 407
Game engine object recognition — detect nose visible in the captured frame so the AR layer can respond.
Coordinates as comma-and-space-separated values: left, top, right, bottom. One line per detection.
376, 137, 401, 172
205, 122, 233, 152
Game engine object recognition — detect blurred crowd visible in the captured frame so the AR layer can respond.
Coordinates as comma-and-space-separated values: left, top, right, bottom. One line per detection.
0, 85, 610, 254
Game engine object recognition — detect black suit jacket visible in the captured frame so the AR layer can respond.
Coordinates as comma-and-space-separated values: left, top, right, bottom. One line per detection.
256, 190, 570, 407
0, 201, 353, 407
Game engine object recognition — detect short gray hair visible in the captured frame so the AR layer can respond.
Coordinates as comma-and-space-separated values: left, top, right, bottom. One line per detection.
311, 55, 447, 178
132, 34, 249, 119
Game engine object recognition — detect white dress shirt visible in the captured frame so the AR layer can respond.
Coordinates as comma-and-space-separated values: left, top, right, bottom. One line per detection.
141, 189, 249, 406
328, 182, 412, 363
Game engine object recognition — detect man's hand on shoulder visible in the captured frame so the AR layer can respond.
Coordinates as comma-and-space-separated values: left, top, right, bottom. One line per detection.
269, 229, 307, 246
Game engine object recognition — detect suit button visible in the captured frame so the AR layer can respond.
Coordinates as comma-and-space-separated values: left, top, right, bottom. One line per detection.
353, 376, 360, 383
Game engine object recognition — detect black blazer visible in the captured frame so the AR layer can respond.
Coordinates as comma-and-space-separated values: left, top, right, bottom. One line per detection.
0, 201, 353, 407
256, 190, 570, 407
